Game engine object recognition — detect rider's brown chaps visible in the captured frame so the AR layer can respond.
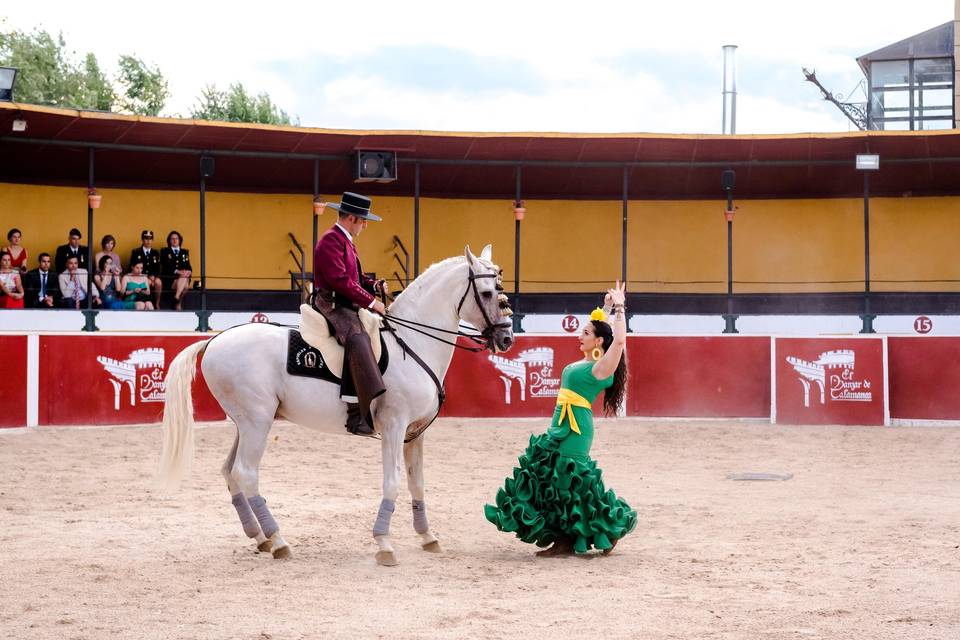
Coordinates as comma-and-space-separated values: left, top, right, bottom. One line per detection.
313, 293, 386, 422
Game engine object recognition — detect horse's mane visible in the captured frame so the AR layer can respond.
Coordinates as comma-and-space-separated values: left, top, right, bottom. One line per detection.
390, 254, 498, 309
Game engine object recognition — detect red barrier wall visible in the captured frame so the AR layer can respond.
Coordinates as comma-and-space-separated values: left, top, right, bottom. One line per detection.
442, 335, 771, 419
628, 337, 771, 417
39, 335, 225, 426
442, 336, 588, 417
0, 335, 27, 427
888, 337, 960, 420
774, 337, 885, 425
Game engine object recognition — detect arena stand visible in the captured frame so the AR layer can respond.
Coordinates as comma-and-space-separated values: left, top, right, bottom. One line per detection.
3, 103, 960, 427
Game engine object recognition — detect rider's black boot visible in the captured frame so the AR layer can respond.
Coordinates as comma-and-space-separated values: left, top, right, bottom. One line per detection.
345, 403, 375, 436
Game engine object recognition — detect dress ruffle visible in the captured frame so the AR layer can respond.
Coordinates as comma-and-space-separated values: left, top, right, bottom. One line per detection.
484, 432, 637, 553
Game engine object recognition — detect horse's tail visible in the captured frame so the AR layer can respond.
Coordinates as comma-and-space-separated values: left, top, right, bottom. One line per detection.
156, 339, 209, 491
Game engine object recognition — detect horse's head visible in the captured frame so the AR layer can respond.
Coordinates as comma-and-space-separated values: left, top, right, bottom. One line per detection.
459, 245, 514, 353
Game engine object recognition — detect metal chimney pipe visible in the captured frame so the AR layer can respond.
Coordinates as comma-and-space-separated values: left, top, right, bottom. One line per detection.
722, 44, 738, 134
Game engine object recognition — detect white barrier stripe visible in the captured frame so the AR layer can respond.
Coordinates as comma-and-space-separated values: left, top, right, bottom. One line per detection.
26, 333, 39, 427
769, 337, 777, 425
882, 336, 890, 427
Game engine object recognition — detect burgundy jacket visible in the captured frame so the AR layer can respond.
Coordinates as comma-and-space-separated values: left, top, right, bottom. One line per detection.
313, 225, 377, 309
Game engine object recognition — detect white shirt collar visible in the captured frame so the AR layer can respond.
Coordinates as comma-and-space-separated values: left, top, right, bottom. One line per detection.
335, 223, 354, 243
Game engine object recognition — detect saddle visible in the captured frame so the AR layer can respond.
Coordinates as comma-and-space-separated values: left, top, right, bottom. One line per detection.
290, 304, 384, 379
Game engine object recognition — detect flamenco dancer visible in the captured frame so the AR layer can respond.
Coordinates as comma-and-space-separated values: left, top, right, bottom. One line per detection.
484, 281, 636, 556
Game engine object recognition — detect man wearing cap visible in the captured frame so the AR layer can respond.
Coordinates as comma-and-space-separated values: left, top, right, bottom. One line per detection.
313, 192, 388, 436
130, 230, 163, 309
54, 228, 89, 273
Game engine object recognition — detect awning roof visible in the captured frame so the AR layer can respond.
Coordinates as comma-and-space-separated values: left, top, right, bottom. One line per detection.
3, 102, 960, 199
856, 21, 953, 76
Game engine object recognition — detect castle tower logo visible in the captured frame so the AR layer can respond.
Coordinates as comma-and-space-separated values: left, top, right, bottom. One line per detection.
96, 348, 167, 410
488, 347, 560, 404
785, 349, 872, 407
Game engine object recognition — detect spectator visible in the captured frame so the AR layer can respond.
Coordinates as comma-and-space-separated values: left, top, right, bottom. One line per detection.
121, 260, 154, 311
94, 234, 123, 276
0, 252, 25, 309
24, 252, 59, 308
58, 255, 99, 309
2, 228, 28, 274
55, 228, 89, 273
161, 230, 193, 311
94, 255, 130, 310
129, 230, 162, 309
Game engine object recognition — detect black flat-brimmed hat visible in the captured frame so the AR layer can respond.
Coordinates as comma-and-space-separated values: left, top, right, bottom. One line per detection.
326, 192, 382, 222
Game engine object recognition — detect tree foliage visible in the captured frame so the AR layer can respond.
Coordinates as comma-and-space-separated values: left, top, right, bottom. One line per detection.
1, 22, 296, 125
115, 54, 169, 116
190, 82, 297, 125
0, 25, 170, 115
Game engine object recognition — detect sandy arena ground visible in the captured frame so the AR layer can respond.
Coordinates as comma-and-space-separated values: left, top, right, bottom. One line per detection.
1, 418, 958, 640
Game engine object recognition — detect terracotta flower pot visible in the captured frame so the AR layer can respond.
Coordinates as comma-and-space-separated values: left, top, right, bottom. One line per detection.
88, 193, 102, 209
313, 201, 326, 215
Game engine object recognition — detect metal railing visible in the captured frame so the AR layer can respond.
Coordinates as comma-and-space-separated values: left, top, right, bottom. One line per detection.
288, 232, 309, 303
392, 235, 410, 289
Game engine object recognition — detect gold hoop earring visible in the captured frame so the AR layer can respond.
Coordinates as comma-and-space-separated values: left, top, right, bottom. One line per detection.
591, 347, 603, 361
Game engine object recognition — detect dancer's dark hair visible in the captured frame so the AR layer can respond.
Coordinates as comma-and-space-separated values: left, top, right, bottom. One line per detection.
590, 319, 627, 416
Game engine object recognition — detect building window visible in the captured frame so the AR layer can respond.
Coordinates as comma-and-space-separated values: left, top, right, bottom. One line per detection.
868, 57, 953, 130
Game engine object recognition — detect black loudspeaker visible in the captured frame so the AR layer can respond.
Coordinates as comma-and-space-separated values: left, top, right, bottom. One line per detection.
200, 156, 215, 178
721, 169, 736, 190
354, 151, 397, 183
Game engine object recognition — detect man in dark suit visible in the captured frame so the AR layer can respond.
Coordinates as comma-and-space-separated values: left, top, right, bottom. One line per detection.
160, 230, 193, 311
130, 230, 163, 309
313, 192, 388, 436
54, 228, 88, 273
24, 252, 59, 308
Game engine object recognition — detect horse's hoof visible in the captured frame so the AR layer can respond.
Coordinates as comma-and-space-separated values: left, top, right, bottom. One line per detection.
375, 550, 398, 566
272, 545, 292, 560
422, 540, 442, 553
257, 539, 273, 553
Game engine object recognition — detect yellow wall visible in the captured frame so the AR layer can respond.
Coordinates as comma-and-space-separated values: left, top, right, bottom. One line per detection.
2, 182, 958, 294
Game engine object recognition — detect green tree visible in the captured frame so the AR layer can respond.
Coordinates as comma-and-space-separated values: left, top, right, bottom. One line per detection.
0, 28, 82, 106
191, 82, 297, 125
115, 54, 169, 116
80, 53, 113, 111
0, 25, 170, 115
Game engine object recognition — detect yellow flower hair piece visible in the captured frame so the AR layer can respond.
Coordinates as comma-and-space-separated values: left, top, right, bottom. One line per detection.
589, 307, 608, 323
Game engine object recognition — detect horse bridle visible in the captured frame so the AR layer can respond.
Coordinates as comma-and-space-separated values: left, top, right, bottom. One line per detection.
384, 263, 512, 353
456, 266, 513, 344
382, 262, 513, 443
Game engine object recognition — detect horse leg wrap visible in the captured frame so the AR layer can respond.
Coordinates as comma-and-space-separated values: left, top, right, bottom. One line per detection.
248, 495, 279, 539
231, 493, 261, 538
412, 500, 429, 534
372, 498, 396, 537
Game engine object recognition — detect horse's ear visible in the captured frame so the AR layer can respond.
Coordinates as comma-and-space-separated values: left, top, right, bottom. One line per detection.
480, 244, 492, 262
464, 245, 479, 268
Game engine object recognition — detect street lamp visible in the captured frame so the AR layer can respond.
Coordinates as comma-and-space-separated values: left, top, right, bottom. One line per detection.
0, 67, 17, 101
856, 154, 879, 333
721, 169, 738, 333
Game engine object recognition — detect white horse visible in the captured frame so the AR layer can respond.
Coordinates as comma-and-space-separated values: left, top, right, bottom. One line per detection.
157, 245, 513, 566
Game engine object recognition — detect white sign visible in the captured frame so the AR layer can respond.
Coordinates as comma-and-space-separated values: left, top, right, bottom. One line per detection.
785, 349, 873, 408
96, 348, 166, 410
488, 347, 560, 404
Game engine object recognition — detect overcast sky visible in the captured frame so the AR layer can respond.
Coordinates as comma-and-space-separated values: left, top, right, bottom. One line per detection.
4, 1, 954, 134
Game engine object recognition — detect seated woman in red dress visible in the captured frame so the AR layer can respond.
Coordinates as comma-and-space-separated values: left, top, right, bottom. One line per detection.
2, 228, 28, 274
0, 251, 25, 309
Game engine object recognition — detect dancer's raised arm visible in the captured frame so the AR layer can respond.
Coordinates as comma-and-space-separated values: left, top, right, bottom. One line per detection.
592, 280, 626, 380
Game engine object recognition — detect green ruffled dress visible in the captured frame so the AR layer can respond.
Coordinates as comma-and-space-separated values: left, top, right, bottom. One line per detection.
484, 360, 637, 553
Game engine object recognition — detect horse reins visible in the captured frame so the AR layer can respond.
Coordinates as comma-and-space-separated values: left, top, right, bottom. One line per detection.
381, 264, 513, 443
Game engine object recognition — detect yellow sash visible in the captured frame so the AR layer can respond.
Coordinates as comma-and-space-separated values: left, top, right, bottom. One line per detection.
556, 388, 592, 435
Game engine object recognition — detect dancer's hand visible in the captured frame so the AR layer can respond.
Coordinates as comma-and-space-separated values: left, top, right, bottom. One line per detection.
607, 280, 626, 307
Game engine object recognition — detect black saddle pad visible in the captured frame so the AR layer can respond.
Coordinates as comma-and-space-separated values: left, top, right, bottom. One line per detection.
286, 329, 389, 383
